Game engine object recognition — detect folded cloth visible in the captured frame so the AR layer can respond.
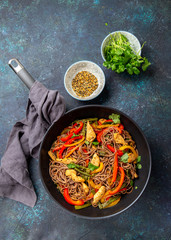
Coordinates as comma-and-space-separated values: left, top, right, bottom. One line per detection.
0, 81, 66, 207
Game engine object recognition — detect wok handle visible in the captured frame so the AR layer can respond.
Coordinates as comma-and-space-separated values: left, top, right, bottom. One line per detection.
8, 58, 35, 89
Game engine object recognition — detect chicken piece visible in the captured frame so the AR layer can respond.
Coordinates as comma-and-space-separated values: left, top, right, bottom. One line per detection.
113, 133, 126, 145
128, 153, 136, 163
91, 153, 100, 167
65, 169, 85, 182
92, 186, 106, 205
82, 182, 89, 195
86, 121, 96, 142
48, 151, 77, 164
48, 151, 56, 161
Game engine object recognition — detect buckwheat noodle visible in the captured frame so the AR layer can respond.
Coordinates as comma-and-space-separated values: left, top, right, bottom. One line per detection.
49, 118, 139, 208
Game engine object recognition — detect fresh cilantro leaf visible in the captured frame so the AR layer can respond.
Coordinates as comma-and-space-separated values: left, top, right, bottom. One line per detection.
137, 163, 142, 169
88, 163, 99, 171
109, 113, 121, 124
137, 156, 141, 162
103, 32, 150, 75
92, 141, 99, 145
142, 58, 151, 71
115, 48, 123, 55
133, 67, 140, 75
103, 61, 108, 68
85, 140, 89, 145
127, 67, 133, 75
120, 153, 129, 163
118, 64, 125, 72
111, 64, 116, 71
71, 133, 79, 138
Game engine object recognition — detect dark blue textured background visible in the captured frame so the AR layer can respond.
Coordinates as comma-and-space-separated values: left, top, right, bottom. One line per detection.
0, 0, 170, 239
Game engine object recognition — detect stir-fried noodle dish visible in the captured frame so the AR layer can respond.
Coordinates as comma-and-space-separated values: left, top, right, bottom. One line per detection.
48, 113, 141, 210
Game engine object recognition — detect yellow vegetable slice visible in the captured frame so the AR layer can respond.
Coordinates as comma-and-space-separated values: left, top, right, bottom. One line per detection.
119, 145, 138, 158
104, 196, 121, 208
65, 137, 85, 147
91, 162, 104, 174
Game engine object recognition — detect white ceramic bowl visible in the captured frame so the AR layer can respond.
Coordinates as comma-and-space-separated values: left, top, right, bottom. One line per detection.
101, 31, 141, 61
64, 60, 105, 101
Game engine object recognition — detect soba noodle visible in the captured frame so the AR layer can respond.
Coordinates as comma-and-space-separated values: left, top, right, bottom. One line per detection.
48, 115, 141, 209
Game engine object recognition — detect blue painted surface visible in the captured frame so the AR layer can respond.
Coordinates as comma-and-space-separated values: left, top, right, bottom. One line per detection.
0, 0, 170, 239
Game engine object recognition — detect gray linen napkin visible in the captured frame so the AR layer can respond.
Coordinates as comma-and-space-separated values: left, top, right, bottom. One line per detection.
0, 81, 65, 207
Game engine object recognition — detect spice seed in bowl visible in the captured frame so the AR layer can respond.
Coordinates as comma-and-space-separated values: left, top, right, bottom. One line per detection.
72, 71, 98, 97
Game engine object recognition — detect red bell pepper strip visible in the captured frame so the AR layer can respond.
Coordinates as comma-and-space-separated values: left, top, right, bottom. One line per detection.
72, 122, 78, 128
104, 119, 113, 123
97, 127, 116, 142
119, 124, 124, 130
64, 188, 84, 206
107, 145, 123, 157
61, 132, 74, 142
101, 167, 125, 202
53, 136, 83, 155
109, 167, 125, 195
111, 152, 118, 183
117, 150, 123, 156
74, 121, 84, 134
59, 136, 83, 158
65, 135, 83, 145
97, 129, 105, 142
98, 120, 102, 125
59, 145, 66, 158
114, 126, 122, 134
106, 187, 127, 201
85, 159, 89, 167
107, 144, 115, 153
52, 145, 63, 152
83, 149, 90, 167
61, 121, 83, 142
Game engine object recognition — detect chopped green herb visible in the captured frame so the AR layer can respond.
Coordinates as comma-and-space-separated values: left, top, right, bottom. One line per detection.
92, 141, 99, 145
88, 162, 99, 171
137, 163, 142, 169
109, 113, 121, 124
137, 156, 141, 162
103, 32, 151, 75
142, 57, 151, 71
71, 133, 79, 138
85, 140, 90, 145
120, 153, 129, 163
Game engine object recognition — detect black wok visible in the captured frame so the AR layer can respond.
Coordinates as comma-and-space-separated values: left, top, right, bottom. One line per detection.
39, 105, 151, 219
8, 59, 151, 219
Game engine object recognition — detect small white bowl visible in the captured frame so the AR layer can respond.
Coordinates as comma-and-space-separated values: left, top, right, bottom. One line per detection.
101, 31, 141, 61
64, 60, 105, 101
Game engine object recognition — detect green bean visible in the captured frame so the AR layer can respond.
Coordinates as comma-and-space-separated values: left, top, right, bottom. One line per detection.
74, 202, 92, 210
98, 195, 120, 209
75, 168, 91, 177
